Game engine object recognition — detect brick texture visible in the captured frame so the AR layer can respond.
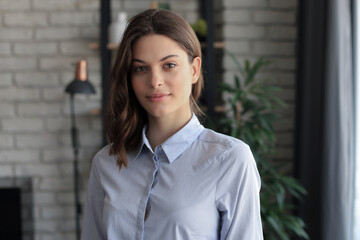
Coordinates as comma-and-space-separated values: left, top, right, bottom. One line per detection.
0, 43, 11, 55
0, 73, 12, 87
35, 27, 80, 40
14, 43, 57, 56
0, 29, 33, 40
0, 0, 31, 10
4, 13, 48, 27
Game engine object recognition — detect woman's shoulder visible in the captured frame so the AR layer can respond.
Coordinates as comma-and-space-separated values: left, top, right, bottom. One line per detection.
91, 145, 115, 165
197, 128, 254, 165
199, 128, 249, 150
199, 129, 260, 188
93, 144, 111, 156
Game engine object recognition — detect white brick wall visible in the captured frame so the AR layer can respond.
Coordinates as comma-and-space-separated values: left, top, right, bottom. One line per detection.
0, 28, 33, 40
0, 150, 41, 162
1, 118, 45, 132
0, 0, 31, 10
32, 0, 76, 10
4, 13, 48, 27
35, 28, 80, 40
0, 73, 13, 87
0, 43, 11, 55
14, 43, 58, 56
0, 0, 101, 238
0, 58, 37, 71
15, 73, 60, 87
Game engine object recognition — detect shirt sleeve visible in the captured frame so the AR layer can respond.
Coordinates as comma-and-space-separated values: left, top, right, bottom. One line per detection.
81, 155, 106, 240
215, 143, 263, 240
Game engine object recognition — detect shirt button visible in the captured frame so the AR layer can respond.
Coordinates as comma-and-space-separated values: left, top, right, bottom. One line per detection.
156, 146, 162, 154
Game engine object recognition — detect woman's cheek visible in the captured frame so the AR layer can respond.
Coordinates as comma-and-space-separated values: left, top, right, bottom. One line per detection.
131, 77, 144, 95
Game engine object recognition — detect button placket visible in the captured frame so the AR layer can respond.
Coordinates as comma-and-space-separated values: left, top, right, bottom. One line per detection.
144, 153, 160, 222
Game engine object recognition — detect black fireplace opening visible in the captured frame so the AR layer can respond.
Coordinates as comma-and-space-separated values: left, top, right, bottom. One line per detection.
0, 187, 22, 240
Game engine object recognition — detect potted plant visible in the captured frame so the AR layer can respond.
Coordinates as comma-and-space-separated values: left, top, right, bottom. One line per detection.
212, 52, 309, 240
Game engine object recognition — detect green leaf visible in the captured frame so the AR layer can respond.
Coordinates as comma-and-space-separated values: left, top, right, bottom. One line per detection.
266, 215, 288, 240
225, 50, 245, 76
235, 75, 241, 89
217, 82, 235, 93
245, 57, 271, 85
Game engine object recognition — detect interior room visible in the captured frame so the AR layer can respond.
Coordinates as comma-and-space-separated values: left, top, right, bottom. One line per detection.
0, 0, 357, 239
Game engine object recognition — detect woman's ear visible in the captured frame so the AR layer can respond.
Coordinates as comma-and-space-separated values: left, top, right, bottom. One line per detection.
191, 56, 201, 84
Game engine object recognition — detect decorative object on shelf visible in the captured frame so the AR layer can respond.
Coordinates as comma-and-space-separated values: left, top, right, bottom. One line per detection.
150, 1, 170, 10
191, 18, 207, 42
108, 12, 127, 45
64, 60, 96, 240
214, 52, 309, 240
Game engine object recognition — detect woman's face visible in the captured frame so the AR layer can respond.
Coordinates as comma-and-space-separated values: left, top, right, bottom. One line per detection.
131, 34, 201, 121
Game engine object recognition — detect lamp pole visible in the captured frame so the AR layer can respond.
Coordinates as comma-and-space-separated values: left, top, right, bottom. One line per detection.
69, 94, 81, 240
65, 60, 95, 240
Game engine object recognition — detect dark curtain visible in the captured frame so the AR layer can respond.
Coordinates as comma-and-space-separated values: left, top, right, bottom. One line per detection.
296, 0, 355, 239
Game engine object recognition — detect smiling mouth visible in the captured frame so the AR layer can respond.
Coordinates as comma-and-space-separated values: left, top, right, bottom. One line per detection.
146, 94, 170, 102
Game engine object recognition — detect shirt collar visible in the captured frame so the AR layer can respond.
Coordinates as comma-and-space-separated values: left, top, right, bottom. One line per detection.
137, 114, 204, 163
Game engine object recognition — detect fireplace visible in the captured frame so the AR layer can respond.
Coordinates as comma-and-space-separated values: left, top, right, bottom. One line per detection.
0, 177, 34, 240
0, 188, 22, 239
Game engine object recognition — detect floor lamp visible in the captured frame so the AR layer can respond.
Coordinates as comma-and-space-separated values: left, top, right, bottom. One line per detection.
65, 60, 95, 240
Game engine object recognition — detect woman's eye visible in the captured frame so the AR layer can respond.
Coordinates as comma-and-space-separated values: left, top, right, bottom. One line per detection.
134, 66, 148, 72
164, 63, 176, 69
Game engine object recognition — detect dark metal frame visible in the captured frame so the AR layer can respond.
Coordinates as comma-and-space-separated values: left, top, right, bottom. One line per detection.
68, 94, 82, 240
100, 0, 111, 146
200, 0, 215, 119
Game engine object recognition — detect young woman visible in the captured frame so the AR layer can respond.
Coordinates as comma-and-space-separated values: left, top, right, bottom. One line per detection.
82, 9, 263, 240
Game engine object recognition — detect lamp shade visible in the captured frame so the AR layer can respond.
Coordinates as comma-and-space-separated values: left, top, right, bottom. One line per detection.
65, 79, 96, 94
65, 60, 96, 95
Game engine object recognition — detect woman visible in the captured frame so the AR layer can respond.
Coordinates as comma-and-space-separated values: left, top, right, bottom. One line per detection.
82, 9, 263, 240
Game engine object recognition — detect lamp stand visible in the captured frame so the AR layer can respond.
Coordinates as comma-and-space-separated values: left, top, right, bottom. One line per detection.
65, 59, 95, 240
69, 94, 81, 240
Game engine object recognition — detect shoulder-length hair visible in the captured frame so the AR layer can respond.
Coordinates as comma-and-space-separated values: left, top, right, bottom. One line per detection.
106, 9, 203, 169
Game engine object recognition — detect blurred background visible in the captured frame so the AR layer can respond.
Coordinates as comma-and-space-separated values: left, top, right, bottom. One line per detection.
0, 0, 357, 239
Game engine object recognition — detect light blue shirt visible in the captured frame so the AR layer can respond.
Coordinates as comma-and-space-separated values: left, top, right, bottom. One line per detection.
82, 115, 263, 240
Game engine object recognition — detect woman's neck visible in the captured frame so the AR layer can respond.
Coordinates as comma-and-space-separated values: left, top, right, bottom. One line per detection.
146, 111, 192, 151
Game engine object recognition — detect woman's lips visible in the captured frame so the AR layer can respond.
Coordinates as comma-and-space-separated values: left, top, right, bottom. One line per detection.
146, 93, 170, 102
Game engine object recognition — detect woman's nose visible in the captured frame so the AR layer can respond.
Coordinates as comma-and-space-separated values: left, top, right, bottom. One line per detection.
149, 69, 163, 88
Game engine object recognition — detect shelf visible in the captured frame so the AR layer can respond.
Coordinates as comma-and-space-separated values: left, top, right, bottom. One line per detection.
88, 42, 117, 50
201, 41, 224, 49
215, 105, 226, 112
89, 41, 224, 50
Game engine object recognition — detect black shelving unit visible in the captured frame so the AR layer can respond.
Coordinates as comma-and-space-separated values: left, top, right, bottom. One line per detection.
200, 0, 215, 120
100, 0, 112, 146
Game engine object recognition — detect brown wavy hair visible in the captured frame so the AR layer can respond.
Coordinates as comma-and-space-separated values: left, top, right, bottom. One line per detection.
106, 9, 203, 169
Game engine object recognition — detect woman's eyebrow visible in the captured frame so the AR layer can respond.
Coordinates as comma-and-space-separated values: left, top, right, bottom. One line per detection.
160, 54, 179, 61
132, 54, 179, 64
132, 58, 146, 63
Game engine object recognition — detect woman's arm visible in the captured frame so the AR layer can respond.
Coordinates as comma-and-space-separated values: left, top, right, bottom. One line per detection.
216, 143, 263, 240
81, 157, 106, 240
